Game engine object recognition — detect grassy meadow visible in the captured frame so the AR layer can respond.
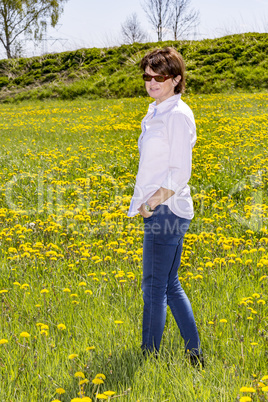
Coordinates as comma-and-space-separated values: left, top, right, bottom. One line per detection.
1, 33, 268, 102
0, 93, 267, 402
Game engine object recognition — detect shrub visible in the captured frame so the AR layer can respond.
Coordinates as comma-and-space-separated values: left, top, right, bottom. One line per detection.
42, 73, 57, 82
31, 62, 42, 69
43, 58, 58, 66
0, 77, 9, 88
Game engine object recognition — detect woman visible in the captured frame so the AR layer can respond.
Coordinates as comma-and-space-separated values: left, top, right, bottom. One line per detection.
128, 47, 203, 366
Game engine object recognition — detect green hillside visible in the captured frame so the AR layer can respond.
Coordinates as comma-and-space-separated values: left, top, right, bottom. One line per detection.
0, 32, 267, 102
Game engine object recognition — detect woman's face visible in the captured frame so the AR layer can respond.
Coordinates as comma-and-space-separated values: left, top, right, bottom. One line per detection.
145, 66, 181, 105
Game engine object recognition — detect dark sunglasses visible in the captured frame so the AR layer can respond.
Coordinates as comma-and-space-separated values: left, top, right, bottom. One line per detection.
142, 73, 174, 82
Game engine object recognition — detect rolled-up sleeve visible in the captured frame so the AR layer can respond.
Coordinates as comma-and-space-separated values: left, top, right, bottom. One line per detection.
161, 111, 196, 195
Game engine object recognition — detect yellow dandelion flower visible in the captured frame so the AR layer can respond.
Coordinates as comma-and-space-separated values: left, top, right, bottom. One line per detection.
259, 275, 267, 281
219, 319, 227, 323
208, 321, 214, 325
95, 373, 106, 379
104, 391, 116, 396
68, 353, 78, 359
0, 339, 8, 344
92, 378, 104, 385
20, 332, 30, 338
81, 398, 92, 402
261, 375, 268, 381
257, 300, 265, 305
96, 394, 108, 400
51, 400, 61, 402
40, 289, 49, 294
262, 386, 268, 391
79, 379, 89, 385
0, 289, 8, 294
247, 317, 253, 320
86, 346, 95, 351
85, 290, 93, 294
74, 371, 85, 378
239, 397, 252, 402
250, 342, 258, 346
63, 288, 71, 292
56, 388, 65, 394
240, 387, 256, 393
258, 382, 265, 388
114, 320, 123, 324
71, 398, 82, 402
57, 323, 66, 330
79, 282, 87, 287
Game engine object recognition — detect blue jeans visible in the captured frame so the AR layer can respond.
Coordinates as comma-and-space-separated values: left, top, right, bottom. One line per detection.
142, 205, 201, 355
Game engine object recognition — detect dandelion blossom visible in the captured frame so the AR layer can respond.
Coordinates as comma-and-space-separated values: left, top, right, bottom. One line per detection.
92, 378, 104, 385
20, 332, 30, 338
219, 319, 227, 323
57, 323, 66, 330
68, 353, 78, 359
0, 339, 8, 344
240, 387, 256, 393
80, 379, 89, 385
74, 371, 85, 378
95, 373, 106, 380
56, 388, 65, 394
86, 346, 95, 351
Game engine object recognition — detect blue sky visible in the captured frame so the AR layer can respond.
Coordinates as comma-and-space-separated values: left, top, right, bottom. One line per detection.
3, 0, 268, 57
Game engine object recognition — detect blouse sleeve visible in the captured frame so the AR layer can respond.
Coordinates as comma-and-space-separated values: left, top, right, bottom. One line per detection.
160, 111, 196, 195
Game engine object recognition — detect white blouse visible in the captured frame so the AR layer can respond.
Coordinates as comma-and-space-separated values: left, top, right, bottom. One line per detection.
128, 93, 196, 219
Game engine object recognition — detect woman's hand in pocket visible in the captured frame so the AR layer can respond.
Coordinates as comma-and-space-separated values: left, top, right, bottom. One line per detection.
138, 203, 154, 218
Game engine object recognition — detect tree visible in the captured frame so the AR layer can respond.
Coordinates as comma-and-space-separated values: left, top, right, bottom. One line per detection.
169, 0, 200, 40
142, 0, 171, 41
121, 13, 146, 44
0, 0, 68, 58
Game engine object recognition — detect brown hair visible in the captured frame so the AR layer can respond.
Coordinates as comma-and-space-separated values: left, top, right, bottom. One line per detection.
140, 47, 186, 94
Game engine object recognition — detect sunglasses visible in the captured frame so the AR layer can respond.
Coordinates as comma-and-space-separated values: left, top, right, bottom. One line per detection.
142, 73, 174, 82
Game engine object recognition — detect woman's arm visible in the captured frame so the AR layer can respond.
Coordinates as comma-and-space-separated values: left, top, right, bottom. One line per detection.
139, 111, 195, 218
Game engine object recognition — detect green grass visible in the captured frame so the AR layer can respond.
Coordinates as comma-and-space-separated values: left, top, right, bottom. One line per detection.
0, 93, 267, 401
0, 33, 268, 102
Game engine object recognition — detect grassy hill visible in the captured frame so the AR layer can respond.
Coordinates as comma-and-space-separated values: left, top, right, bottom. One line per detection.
0, 32, 267, 102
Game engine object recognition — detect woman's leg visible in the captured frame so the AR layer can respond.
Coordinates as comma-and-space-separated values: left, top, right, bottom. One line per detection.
141, 205, 201, 355
167, 232, 201, 355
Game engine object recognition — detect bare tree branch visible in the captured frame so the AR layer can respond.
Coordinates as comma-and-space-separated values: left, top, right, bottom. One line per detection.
169, 0, 200, 40
121, 13, 146, 44
142, 0, 171, 41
